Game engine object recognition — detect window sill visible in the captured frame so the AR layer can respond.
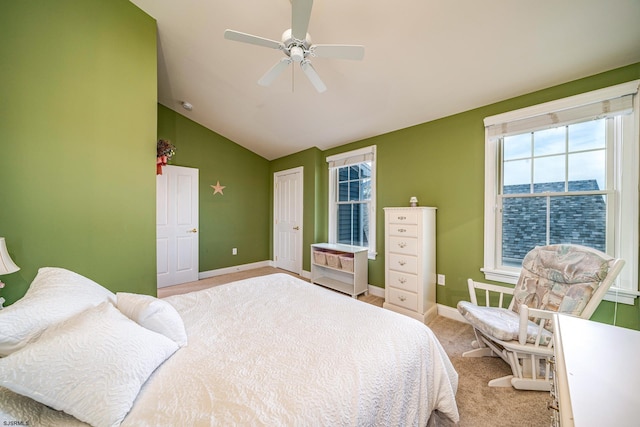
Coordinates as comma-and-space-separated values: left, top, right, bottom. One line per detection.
481, 268, 519, 285
603, 287, 638, 305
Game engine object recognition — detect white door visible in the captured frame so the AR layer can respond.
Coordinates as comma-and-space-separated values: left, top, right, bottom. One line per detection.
157, 165, 199, 288
274, 167, 303, 274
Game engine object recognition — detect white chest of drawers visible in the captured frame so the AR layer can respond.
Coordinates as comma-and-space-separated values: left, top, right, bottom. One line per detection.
382, 207, 437, 323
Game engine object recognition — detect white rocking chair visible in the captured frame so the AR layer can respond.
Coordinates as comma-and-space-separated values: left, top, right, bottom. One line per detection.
457, 244, 625, 391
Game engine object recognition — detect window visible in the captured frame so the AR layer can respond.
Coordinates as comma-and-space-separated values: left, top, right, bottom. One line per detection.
500, 119, 610, 265
483, 81, 639, 303
327, 146, 376, 259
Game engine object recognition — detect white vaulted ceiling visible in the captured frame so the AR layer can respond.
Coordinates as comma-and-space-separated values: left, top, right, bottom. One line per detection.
129, 0, 640, 160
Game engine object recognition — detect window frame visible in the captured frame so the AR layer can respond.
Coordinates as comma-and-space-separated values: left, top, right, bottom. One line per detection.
327, 146, 377, 259
482, 81, 639, 303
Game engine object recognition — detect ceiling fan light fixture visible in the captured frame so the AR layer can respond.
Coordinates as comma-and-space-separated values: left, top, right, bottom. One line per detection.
290, 46, 304, 63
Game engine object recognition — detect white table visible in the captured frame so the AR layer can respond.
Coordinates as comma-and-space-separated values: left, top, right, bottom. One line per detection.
552, 314, 640, 426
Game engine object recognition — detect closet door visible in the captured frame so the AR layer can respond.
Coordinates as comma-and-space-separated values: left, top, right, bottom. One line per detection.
273, 167, 303, 275
157, 165, 199, 287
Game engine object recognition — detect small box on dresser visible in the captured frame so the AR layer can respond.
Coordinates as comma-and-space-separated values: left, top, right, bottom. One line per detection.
383, 207, 437, 323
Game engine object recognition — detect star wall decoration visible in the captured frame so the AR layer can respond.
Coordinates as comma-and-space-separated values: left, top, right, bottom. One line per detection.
211, 180, 226, 195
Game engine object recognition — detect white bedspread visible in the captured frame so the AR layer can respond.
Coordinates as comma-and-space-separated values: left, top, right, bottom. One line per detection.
0, 273, 459, 426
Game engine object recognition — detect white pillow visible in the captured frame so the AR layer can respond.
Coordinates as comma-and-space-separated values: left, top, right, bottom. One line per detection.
0, 267, 116, 356
116, 292, 188, 347
0, 302, 178, 427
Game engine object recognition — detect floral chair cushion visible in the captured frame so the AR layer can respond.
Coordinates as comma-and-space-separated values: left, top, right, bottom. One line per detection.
457, 301, 552, 345
512, 244, 614, 317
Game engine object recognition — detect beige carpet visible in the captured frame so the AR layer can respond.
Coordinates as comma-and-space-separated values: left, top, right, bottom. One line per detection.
428, 316, 551, 426
159, 267, 551, 426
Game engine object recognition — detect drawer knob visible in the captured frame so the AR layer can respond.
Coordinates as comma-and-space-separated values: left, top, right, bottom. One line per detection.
398, 216, 406, 220
398, 242, 407, 248
398, 228, 407, 233
398, 277, 406, 284
398, 295, 407, 302
398, 260, 406, 266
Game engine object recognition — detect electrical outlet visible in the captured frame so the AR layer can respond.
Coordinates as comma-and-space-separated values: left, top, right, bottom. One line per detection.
232, 248, 237, 255
437, 274, 445, 286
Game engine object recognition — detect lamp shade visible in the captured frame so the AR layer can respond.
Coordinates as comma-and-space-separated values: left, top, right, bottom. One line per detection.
0, 238, 19, 275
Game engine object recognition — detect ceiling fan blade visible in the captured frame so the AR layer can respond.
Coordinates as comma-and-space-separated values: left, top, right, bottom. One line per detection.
291, 0, 313, 41
300, 60, 326, 93
258, 58, 292, 87
311, 44, 365, 61
224, 29, 282, 50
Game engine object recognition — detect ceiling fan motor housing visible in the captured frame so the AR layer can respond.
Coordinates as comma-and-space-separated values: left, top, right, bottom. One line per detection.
282, 28, 311, 62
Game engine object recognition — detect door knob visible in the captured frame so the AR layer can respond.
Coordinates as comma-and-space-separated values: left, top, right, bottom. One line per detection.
293, 226, 300, 230
189, 228, 198, 233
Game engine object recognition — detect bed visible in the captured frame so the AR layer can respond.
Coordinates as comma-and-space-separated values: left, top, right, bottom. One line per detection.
0, 268, 459, 426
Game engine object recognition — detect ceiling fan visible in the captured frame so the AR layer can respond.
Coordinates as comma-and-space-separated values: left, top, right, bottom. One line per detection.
224, 0, 364, 93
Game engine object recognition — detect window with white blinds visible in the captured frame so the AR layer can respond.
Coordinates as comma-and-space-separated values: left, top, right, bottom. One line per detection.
483, 81, 639, 303
327, 146, 377, 259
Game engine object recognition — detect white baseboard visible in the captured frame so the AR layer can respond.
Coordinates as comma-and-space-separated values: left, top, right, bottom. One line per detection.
436, 303, 467, 323
367, 285, 385, 298
198, 260, 274, 279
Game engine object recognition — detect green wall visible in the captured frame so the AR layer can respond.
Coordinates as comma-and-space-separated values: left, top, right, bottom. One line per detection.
283, 63, 640, 329
0, 0, 158, 302
158, 106, 271, 271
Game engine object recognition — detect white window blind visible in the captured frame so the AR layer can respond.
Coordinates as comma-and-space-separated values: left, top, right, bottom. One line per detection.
486, 96, 633, 141
485, 80, 639, 139
327, 146, 375, 168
